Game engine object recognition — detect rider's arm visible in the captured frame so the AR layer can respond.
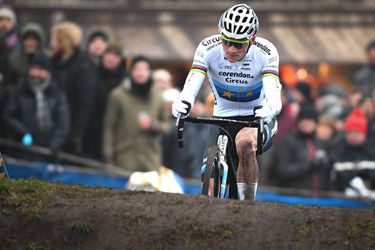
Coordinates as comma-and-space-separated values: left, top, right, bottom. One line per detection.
262, 74, 282, 116
258, 39, 282, 119
178, 39, 211, 105
178, 70, 206, 105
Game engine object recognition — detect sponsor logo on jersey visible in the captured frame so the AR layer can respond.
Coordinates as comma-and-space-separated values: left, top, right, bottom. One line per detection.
202, 37, 221, 47
218, 71, 255, 84
253, 41, 271, 55
202, 36, 221, 51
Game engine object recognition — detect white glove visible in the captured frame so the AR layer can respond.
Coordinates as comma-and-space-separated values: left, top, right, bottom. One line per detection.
172, 99, 191, 118
254, 105, 274, 123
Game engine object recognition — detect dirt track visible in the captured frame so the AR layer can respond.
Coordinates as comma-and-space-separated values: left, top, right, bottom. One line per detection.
0, 179, 374, 249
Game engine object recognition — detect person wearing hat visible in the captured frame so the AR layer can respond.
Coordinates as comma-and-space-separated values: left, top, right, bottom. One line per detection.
331, 107, 375, 198
0, 6, 19, 52
103, 55, 170, 171
50, 21, 97, 156
2, 53, 70, 160
8, 22, 47, 85
82, 40, 126, 160
86, 29, 109, 67
270, 104, 331, 194
353, 39, 375, 98
0, 6, 19, 113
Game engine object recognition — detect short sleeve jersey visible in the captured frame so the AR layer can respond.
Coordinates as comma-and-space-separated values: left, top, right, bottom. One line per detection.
191, 34, 279, 117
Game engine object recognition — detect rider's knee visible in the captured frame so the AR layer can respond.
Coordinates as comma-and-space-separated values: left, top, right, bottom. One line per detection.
235, 136, 257, 155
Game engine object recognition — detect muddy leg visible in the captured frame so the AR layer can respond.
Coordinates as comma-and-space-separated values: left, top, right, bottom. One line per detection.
236, 127, 259, 201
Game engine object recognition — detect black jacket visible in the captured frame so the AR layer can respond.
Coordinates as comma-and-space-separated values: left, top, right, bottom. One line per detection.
82, 61, 126, 159
331, 142, 375, 191
2, 78, 70, 151
52, 49, 97, 154
270, 131, 331, 191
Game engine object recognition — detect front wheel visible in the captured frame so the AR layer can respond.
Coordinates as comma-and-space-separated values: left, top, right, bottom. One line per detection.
201, 145, 223, 197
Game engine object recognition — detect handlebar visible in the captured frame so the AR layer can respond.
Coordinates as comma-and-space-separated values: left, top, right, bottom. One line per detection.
175, 111, 264, 155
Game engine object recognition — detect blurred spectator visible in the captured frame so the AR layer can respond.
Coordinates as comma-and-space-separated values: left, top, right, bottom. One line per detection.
331, 107, 375, 199
0, 30, 9, 137
103, 56, 170, 171
98, 40, 126, 90
358, 96, 375, 151
161, 89, 210, 179
261, 84, 298, 185
315, 83, 349, 119
0, 6, 19, 119
204, 92, 215, 117
0, 6, 19, 52
84, 40, 126, 160
348, 87, 364, 110
353, 39, 375, 98
275, 83, 299, 144
86, 29, 109, 67
153, 68, 173, 92
8, 22, 47, 85
50, 21, 97, 156
2, 53, 70, 159
315, 116, 339, 152
270, 104, 331, 194
291, 81, 313, 105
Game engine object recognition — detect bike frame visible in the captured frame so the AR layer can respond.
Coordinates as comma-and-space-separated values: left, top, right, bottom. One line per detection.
176, 114, 263, 199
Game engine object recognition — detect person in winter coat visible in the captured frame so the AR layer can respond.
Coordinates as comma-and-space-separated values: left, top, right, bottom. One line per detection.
331, 107, 375, 198
83, 40, 126, 160
2, 53, 70, 160
0, 6, 19, 53
352, 40, 375, 98
270, 104, 331, 195
0, 6, 19, 125
8, 22, 47, 85
103, 56, 170, 171
86, 29, 109, 68
50, 21, 97, 155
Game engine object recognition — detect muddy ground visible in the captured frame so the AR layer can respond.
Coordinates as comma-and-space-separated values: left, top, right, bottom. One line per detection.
0, 179, 374, 250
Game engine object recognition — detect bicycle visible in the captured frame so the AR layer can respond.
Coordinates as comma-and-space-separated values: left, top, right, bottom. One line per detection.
176, 112, 263, 199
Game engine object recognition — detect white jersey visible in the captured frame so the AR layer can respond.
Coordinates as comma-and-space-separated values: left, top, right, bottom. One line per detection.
181, 34, 281, 117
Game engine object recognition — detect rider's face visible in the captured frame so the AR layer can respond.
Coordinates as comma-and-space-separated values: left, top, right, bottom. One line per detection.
222, 38, 251, 62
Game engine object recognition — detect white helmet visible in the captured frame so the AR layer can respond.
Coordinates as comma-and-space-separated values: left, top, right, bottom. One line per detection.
218, 4, 259, 41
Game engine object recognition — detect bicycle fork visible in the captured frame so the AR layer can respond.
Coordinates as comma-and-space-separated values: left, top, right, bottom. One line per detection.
217, 135, 229, 198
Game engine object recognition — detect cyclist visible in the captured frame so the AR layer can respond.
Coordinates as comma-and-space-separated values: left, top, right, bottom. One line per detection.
172, 4, 282, 201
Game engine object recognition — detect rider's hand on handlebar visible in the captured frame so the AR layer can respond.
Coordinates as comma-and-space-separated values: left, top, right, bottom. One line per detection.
172, 99, 192, 118
254, 105, 273, 123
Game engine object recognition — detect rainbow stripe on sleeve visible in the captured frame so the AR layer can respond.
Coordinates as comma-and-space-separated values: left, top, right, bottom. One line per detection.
262, 70, 279, 79
191, 65, 208, 75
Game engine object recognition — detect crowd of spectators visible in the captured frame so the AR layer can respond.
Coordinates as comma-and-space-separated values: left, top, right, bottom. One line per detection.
1, 5, 375, 199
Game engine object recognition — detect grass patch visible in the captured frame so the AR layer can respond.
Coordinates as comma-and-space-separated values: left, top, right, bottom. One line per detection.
117, 212, 155, 228
344, 219, 375, 247
295, 218, 327, 237
0, 179, 56, 219
158, 199, 184, 206
22, 242, 50, 250
66, 220, 95, 234
176, 218, 236, 248
0, 179, 113, 218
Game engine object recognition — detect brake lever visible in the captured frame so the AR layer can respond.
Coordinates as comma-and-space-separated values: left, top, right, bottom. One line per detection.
176, 113, 185, 148
253, 105, 264, 155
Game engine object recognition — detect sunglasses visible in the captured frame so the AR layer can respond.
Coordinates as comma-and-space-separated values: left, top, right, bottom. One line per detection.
220, 35, 250, 49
